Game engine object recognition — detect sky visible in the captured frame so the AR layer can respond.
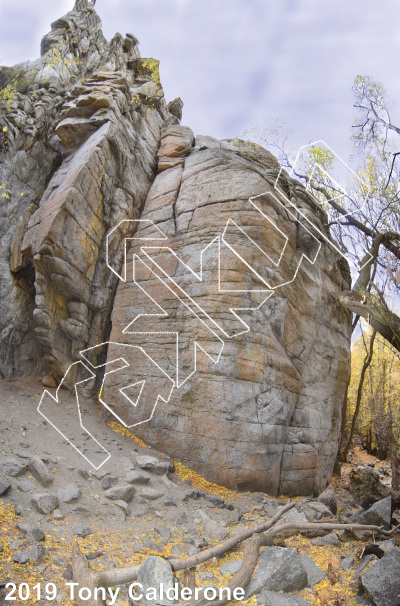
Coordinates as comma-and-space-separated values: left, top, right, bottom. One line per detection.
1, 0, 400, 164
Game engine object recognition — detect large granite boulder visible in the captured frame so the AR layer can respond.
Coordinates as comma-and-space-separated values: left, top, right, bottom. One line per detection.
106, 128, 351, 496
361, 547, 400, 606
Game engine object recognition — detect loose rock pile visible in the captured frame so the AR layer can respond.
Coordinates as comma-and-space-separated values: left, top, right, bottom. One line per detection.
0, 380, 399, 605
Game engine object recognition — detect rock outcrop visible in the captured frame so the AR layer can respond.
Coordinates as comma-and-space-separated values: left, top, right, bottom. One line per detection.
1, 0, 175, 381
105, 128, 352, 496
0, 1, 352, 495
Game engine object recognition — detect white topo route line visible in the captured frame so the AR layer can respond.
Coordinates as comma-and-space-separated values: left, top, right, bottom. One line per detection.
38, 142, 368, 467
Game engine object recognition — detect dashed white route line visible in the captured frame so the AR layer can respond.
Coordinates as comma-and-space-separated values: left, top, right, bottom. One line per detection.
278, 140, 373, 271
37, 361, 111, 470
138, 243, 273, 339
41, 141, 369, 464
134, 191, 319, 339
80, 342, 175, 429
247, 192, 322, 290
106, 219, 168, 282
124, 253, 225, 387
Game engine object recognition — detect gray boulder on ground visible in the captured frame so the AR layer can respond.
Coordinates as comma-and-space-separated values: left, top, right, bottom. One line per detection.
245, 546, 308, 597
317, 485, 338, 514
17, 524, 45, 541
361, 547, 400, 606
17, 481, 34, 492
137, 556, 175, 606
101, 476, 119, 490
355, 555, 378, 577
299, 554, 326, 586
280, 508, 309, 525
31, 493, 58, 514
136, 456, 169, 475
28, 456, 53, 486
113, 500, 130, 515
104, 484, 135, 502
28, 544, 47, 563
126, 470, 151, 484
140, 487, 164, 501
2, 460, 27, 477
220, 560, 243, 575
305, 501, 335, 520
0, 480, 11, 495
74, 525, 92, 537
170, 543, 189, 557
169, 511, 188, 525
58, 483, 81, 503
275, 507, 310, 538
155, 525, 171, 540
377, 539, 396, 552
351, 496, 392, 529
198, 509, 229, 541
12, 550, 30, 564
340, 557, 354, 570
311, 532, 341, 547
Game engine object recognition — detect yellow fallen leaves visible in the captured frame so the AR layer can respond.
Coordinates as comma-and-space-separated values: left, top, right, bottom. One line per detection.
0, 502, 74, 606
108, 420, 148, 448
285, 533, 363, 606
108, 420, 239, 499
173, 460, 237, 499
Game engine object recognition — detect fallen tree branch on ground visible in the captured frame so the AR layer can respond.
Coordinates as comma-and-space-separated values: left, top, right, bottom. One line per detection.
174, 522, 400, 606
72, 499, 400, 606
94, 501, 296, 588
73, 501, 296, 605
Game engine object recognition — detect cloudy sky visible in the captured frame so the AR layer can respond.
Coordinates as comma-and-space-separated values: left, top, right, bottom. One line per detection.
1, 0, 400, 163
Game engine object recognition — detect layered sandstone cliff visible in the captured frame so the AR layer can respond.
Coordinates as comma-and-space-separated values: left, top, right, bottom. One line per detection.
0, 1, 351, 495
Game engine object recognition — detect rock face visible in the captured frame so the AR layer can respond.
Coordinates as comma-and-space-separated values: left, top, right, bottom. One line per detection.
0, 0, 173, 381
107, 129, 351, 495
0, 3, 351, 495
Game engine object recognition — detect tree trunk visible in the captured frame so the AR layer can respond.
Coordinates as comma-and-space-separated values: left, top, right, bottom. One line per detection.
388, 403, 399, 491
343, 329, 377, 461
339, 289, 400, 353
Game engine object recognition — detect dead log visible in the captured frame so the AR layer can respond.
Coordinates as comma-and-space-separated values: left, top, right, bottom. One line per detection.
71, 543, 106, 606
174, 522, 399, 606
92, 501, 296, 588
72, 496, 399, 606
176, 533, 266, 606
